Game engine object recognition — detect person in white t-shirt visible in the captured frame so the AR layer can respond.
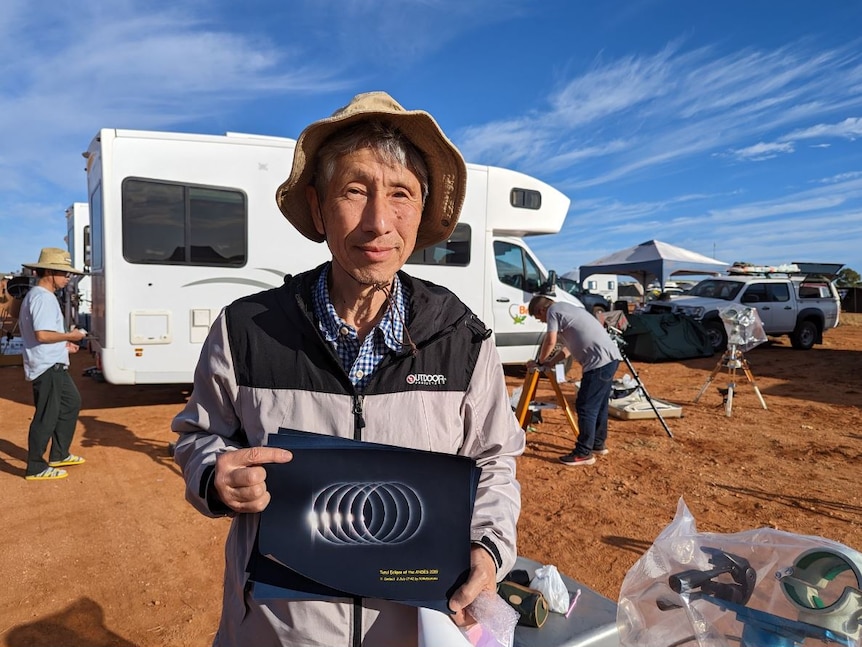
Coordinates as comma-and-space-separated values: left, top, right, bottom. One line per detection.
19, 248, 88, 481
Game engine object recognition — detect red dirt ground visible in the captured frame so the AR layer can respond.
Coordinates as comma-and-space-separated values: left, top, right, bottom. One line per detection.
1, 315, 860, 646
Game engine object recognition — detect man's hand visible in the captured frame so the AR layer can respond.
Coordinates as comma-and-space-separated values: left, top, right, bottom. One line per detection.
66, 342, 80, 353
68, 328, 87, 342
525, 359, 539, 371
448, 545, 497, 626
213, 447, 292, 513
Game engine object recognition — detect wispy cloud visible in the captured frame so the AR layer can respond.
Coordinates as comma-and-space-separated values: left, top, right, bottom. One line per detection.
786, 116, 862, 141
0, 1, 347, 195
457, 39, 862, 185
725, 116, 862, 161
726, 141, 796, 162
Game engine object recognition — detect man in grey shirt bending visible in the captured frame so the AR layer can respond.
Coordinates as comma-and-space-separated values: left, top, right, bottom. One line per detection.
528, 296, 621, 466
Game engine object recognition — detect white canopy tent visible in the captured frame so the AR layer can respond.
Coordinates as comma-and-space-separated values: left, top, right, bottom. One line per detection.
579, 240, 729, 300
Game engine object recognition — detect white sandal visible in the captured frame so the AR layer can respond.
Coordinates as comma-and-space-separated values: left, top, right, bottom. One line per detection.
25, 467, 69, 481
49, 454, 86, 467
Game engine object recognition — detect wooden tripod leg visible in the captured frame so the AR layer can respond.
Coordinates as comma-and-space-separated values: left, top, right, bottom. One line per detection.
694, 353, 727, 403
741, 360, 768, 410
515, 368, 541, 430
549, 373, 580, 437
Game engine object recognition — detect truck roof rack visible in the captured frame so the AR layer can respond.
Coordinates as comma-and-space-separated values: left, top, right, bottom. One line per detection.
726, 262, 800, 278
726, 261, 844, 283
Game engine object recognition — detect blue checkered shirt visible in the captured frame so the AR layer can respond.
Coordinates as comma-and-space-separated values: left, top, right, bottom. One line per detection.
312, 264, 410, 390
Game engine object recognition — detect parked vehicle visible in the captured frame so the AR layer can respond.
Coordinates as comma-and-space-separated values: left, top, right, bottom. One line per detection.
643, 271, 841, 351
64, 203, 92, 333
555, 276, 612, 315
82, 128, 581, 384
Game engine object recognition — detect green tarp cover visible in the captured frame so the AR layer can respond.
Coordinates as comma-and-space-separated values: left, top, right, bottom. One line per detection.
621, 313, 714, 362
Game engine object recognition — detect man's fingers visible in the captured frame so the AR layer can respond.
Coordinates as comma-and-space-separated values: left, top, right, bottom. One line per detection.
448, 547, 497, 623
227, 489, 272, 513
227, 481, 268, 503
226, 466, 268, 489
217, 447, 292, 473
242, 446, 293, 466
212, 446, 292, 513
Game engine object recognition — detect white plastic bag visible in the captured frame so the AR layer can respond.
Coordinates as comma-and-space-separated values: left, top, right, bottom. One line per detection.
530, 564, 570, 614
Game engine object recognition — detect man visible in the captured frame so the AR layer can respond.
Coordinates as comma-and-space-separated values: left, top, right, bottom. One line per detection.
528, 295, 621, 467
172, 92, 524, 647
19, 248, 88, 481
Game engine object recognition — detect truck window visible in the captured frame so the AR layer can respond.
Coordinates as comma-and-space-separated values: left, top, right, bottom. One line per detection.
799, 283, 829, 298
689, 280, 743, 300
121, 179, 246, 267
406, 223, 471, 266
741, 283, 767, 303
494, 241, 543, 291
767, 283, 790, 302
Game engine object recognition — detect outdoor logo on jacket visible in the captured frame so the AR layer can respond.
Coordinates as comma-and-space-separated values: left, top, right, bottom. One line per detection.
406, 373, 447, 386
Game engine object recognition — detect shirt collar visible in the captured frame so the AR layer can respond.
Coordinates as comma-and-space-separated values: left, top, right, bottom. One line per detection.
312, 263, 408, 351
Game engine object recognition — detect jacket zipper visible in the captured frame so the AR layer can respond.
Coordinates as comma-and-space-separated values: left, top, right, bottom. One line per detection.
352, 394, 365, 441
352, 597, 362, 647
351, 393, 365, 645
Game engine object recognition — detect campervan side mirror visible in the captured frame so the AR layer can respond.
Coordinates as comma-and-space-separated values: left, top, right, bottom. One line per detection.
537, 270, 558, 296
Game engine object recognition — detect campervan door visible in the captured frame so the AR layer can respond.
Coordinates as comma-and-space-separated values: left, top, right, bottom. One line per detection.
405, 165, 578, 364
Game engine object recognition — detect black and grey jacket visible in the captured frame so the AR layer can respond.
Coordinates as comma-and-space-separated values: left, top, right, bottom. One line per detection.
173, 265, 524, 647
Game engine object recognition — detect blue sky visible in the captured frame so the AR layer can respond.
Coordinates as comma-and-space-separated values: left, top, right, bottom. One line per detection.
2, 0, 861, 280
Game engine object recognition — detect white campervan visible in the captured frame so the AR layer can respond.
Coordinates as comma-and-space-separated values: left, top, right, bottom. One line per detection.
64, 202, 92, 331
83, 129, 580, 385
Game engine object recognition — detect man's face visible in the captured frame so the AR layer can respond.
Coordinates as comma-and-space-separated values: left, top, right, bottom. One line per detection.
49, 270, 72, 286
308, 147, 423, 288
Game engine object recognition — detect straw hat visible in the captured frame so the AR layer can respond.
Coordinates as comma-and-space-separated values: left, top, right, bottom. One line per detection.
276, 91, 467, 250
22, 248, 84, 275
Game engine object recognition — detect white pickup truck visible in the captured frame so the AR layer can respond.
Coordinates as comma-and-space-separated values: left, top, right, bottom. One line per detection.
643, 274, 841, 351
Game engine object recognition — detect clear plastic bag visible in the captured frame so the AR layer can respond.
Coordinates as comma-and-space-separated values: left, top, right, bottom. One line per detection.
718, 305, 768, 353
530, 564, 570, 614
464, 591, 519, 647
618, 498, 862, 647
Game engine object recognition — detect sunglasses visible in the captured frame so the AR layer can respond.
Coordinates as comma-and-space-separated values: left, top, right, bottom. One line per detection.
52, 270, 73, 278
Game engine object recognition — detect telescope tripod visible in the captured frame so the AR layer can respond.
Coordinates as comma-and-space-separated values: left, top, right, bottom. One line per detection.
694, 344, 767, 417
514, 366, 580, 437
618, 350, 673, 438
604, 324, 673, 438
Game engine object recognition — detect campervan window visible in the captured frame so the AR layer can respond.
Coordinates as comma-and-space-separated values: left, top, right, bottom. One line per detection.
121, 179, 246, 266
494, 241, 543, 292
406, 223, 471, 266
83, 226, 91, 270
510, 188, 541, 209
89, 183, 104, 270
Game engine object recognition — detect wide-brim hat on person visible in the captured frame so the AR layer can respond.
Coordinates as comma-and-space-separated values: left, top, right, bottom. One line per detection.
22, 248, 84, 275
275, 91, 467, 251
